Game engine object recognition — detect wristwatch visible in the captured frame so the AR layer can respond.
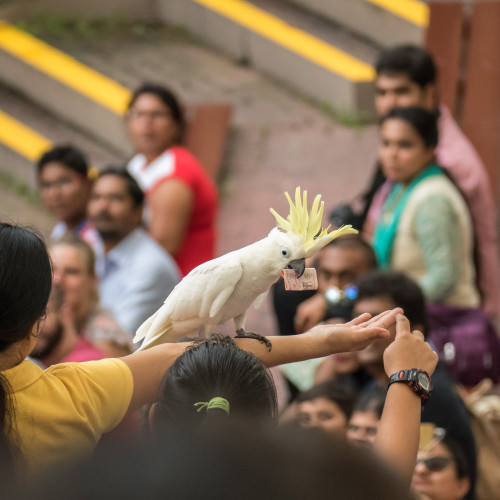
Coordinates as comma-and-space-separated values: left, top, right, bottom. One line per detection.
388, 369, 432, 405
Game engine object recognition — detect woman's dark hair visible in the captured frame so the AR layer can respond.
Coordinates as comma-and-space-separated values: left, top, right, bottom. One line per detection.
0, 223, 53, 467
352, 386, 386, 419
151, 335, 277, 432
375, 44, 437, 88
37, 145, 89, 177
296, 380, 357, 419
354, 270, 429, 336
97, 167, 145, 207
128, 83, 185, 143
441, 434, 470, 481
380, 106, 439, 148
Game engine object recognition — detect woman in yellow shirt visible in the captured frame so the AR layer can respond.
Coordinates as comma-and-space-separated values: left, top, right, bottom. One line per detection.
0, 222, 433, 484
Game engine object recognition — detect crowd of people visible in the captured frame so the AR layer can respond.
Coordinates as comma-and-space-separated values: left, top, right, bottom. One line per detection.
0, 43, 499, 499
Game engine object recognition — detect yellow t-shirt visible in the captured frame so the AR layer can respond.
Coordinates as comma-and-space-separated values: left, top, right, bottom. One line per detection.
3, 358, 134, 470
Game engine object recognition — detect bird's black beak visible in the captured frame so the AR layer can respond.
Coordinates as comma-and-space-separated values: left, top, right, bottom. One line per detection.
287, 258, 306, 278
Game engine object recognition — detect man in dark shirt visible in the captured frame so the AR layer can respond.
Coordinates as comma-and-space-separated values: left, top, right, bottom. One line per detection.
352, 270, 476, 499
272, 235, 377, 335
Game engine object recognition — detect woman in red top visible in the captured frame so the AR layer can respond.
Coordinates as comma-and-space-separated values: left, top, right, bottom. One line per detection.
126, 83, 218, 276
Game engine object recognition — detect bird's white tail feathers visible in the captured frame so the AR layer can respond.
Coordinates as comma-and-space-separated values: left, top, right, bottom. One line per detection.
133, 311, 157, 344
135, 330, 169, 351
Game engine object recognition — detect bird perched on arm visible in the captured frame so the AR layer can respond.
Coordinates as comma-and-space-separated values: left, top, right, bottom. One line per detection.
134, 187, 357, 351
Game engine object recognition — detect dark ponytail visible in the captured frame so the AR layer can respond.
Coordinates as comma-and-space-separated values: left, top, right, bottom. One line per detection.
151, 334, 277, 433
0, 223, 52, 467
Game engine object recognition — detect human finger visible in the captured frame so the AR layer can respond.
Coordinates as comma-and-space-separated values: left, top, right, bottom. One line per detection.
345, 313, 372, 326
395, 314, 411, 338
366, 308, 403, 330
351, 326, 390, 346
353, 310, 391, 329
412, 330, 425, 341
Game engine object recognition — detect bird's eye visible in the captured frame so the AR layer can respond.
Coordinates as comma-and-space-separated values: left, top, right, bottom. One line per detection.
280, 247, 291, 258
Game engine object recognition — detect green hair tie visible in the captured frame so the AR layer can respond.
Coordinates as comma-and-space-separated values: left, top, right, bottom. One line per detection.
194, 397, 230, 416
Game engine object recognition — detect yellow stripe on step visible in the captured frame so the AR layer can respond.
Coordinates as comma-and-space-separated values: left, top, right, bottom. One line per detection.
0, 21, 131, 115
0, 109, 52, 161
366, 0, 429, 28
193, 0, 375, 82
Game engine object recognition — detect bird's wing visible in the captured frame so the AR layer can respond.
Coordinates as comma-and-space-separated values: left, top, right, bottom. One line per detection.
134, 257, 244, 344
203, 260, 244, 319
133, 309, 158, 343
252, 289, 269, 310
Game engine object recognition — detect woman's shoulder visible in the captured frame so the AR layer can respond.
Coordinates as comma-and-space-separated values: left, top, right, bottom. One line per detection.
45, 357, 132, 386
170, 147, 216, 185
411, 171, 462, 201
406, 172, 471, 225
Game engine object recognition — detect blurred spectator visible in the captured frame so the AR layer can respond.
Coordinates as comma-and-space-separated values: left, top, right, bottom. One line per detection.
360, 44, 498, 318
37, 145, 99, 247
126, 83, 218, 276
50, 235, 132, 357
372, 107, 479, 308
14, 423, 411, 500
0, 224, 421, 487
88, 167, 180, 337
347, 385, 386, 447
412, 428, 471, 500
292, 380, 356, 438
353, 270, 477, 499
30, 284, 107, 366
314, 349, 371, 390
272, 235, 377, 335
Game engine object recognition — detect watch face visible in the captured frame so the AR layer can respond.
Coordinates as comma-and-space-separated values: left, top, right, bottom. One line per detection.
418, 372, 430, 391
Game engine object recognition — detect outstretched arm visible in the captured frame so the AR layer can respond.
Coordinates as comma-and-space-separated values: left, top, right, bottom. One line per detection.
121, 309, 401, 412
237, 309, 400, 368
375, 315, 438, 487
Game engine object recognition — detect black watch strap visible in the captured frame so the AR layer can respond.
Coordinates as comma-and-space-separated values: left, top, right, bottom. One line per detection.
388, 368, 432, 405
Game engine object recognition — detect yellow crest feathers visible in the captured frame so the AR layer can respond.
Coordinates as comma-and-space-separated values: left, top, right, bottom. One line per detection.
270, 187, 358, 257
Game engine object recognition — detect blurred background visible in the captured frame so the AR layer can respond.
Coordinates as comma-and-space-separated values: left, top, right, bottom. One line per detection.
0, 0, 499, 334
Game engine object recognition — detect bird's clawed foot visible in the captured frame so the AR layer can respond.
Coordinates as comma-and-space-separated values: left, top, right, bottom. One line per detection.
235, 329, 272, 352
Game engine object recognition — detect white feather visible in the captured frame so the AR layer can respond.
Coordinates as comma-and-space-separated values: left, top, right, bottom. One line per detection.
134, 228, 306, 350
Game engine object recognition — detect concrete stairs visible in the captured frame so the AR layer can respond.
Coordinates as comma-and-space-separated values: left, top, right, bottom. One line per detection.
0, 1, 427, 190
156, 0, 427, 115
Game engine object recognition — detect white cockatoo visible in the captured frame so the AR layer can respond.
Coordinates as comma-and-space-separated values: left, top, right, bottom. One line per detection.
134, 187, 357, 350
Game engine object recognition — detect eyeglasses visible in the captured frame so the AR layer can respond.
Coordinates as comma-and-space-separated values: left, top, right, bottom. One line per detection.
416, 456, 452, 472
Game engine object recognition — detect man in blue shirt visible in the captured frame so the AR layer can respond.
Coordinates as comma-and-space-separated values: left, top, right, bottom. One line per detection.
88, 167, 180, 340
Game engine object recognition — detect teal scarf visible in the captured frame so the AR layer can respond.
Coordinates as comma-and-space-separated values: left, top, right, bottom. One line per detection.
372, 165, 444, 268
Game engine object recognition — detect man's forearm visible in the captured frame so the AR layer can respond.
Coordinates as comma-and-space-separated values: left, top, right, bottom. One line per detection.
375, 384, 421, 487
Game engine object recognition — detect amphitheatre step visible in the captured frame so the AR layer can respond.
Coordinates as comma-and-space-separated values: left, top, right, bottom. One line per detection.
0, 20, 132, 156
0, 84, 122, 190
280, 0, 427, 48
156, 0, 378, 116
0, 21, 233, 183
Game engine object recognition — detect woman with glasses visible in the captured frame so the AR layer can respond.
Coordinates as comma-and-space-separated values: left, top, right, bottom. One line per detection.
126, 83, 218, 276
0, 222, 418, 476
412, 430, 471, 500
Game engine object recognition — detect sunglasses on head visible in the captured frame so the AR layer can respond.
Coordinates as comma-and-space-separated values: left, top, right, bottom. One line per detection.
417, 456, 452, 472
